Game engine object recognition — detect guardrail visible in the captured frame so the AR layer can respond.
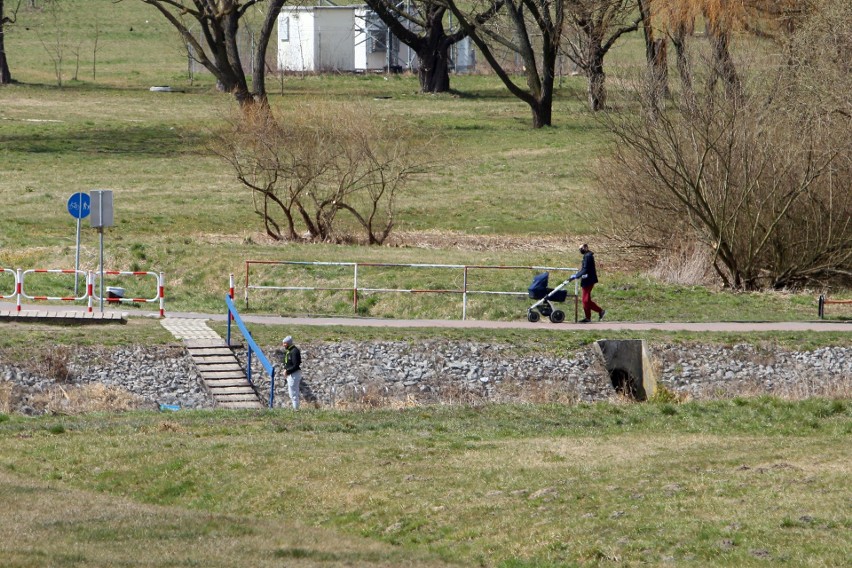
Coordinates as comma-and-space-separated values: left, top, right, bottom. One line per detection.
818, 294, 852, 319
0, 267, 165, 316
226, 295, 276, 408
244, 260, 579, 321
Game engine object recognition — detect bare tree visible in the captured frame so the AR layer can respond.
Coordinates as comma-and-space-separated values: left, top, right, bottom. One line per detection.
562, 0, 642, 111
36, 0, 67, 86
215, 103, 426, 244
138, 0, 284, 106
0, 0, 22, 84
365, 1, 502, 93
446, 0, 565, 128
598, 61, 851, 289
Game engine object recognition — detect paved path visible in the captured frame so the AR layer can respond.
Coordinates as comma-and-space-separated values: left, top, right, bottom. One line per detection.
1, 301, 849, 332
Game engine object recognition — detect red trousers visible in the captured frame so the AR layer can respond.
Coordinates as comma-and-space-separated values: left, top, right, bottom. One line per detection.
581, 284, 603, 320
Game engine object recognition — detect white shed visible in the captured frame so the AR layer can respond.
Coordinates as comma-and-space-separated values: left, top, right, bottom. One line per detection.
277, 5, 472, 74
278, 7, 357, 72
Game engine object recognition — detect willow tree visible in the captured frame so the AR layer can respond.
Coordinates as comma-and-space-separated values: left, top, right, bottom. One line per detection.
562, 0, 642, 111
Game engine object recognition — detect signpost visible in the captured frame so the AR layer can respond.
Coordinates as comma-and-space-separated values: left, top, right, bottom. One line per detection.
90, 190, 114, 312
66, 192, 91, 295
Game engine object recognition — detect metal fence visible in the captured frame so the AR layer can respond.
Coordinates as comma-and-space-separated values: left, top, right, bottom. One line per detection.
243, 260, 579, 321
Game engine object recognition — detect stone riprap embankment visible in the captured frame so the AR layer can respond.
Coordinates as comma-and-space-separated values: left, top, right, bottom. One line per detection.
1, 342, 850, 414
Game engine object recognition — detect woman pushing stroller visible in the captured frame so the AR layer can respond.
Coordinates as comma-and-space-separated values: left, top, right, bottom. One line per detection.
569, 244, 606, 323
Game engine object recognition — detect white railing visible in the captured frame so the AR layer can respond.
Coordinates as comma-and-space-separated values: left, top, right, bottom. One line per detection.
243, 260, 578, 320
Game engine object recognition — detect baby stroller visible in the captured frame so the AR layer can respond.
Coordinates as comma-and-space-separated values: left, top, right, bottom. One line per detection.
527, 272, 570, 323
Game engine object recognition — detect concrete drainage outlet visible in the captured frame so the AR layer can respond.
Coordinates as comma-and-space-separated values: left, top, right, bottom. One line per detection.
593, 339, 658, 401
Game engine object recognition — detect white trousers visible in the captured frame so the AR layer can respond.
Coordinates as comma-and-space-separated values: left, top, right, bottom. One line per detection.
286, 370, 302, 410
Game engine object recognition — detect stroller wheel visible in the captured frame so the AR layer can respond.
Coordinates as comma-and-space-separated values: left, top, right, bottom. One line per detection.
549, 310, 565, 324
527, 310, 541, 323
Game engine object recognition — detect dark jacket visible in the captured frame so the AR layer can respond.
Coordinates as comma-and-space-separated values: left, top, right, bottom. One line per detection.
572, 252, 598, 287
283, 345, 301, 373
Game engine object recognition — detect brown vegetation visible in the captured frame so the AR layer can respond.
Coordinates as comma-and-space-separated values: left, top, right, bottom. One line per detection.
598, 0, 852, 290
215, 103, 425, 245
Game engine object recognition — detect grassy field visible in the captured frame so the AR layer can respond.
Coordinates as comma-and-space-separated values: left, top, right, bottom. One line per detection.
2, 1, 847, 320
0, 401, 850, 567
1, 5, 850, 568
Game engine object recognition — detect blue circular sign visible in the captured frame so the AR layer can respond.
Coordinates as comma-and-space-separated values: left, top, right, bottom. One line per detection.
67, 192, 91, 219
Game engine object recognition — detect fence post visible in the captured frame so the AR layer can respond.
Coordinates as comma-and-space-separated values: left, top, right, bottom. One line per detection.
159, 272, 166, 318
462, 266, 468, 320
247, 348, 253, 386
818, 294, 825, 319
87, 272, 94, 313
244, 262, 250, 309
353, 263, 359, 314
16, 269, 22, 312
229, 273, 235, 321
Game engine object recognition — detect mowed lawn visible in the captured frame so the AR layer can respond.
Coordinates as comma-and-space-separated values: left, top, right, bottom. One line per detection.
0, 400, 850, 567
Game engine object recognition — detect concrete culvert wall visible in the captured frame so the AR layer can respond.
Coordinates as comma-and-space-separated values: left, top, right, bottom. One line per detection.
593, 340, 658, 401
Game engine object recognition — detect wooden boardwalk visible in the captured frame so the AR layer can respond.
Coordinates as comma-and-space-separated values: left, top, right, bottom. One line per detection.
0, 309, 125, 323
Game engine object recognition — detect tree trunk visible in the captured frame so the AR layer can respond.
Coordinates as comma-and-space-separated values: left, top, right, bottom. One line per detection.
638, 0, 668, 98
417, 8, 452, 93
417, 42, 451, 93
706, 17, 741, 100
0, 0, 12, 84
587, 50, 606, 112
672, 24, 694, 107
530, 97, 552, 128
251, 0, 285, 106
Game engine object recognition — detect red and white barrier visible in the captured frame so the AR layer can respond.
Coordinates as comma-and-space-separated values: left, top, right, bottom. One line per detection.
0, 268, 16, 300
3, 268, 166, 317
91, 270, 165, 317
20, 269, 88, 302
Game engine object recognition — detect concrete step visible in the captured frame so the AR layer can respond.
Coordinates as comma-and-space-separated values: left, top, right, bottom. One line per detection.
194, 364, 245, 373
208, 386, 257, 395
192, 356, 240, 365
202, 373, 249, 382
215, 393, 263, 402
187, 347, 234, 356
218, 401, 264, 409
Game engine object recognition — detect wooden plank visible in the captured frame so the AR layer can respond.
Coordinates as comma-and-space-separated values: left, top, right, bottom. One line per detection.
192, 356, 238, 365
203, 379, 252, 388
200, 371, 247, 379
194, 364, 244, 373
215, 393, 262, 402
187, 347, 234, 356
218, 401, 264, 409
209, 386, 257, 395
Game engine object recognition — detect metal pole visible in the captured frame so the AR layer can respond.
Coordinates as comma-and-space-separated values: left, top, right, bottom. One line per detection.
353, 263, 359, 313
99, 227, 104, 313
74, 199, 81, 296
462, 266, 468, 320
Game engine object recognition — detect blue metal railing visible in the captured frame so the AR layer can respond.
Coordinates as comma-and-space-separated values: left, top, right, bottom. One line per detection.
226, 295, 277, 408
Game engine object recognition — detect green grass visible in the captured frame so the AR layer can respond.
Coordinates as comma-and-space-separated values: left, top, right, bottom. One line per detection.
1, 3, 843, 320
0, 401, 850, 566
